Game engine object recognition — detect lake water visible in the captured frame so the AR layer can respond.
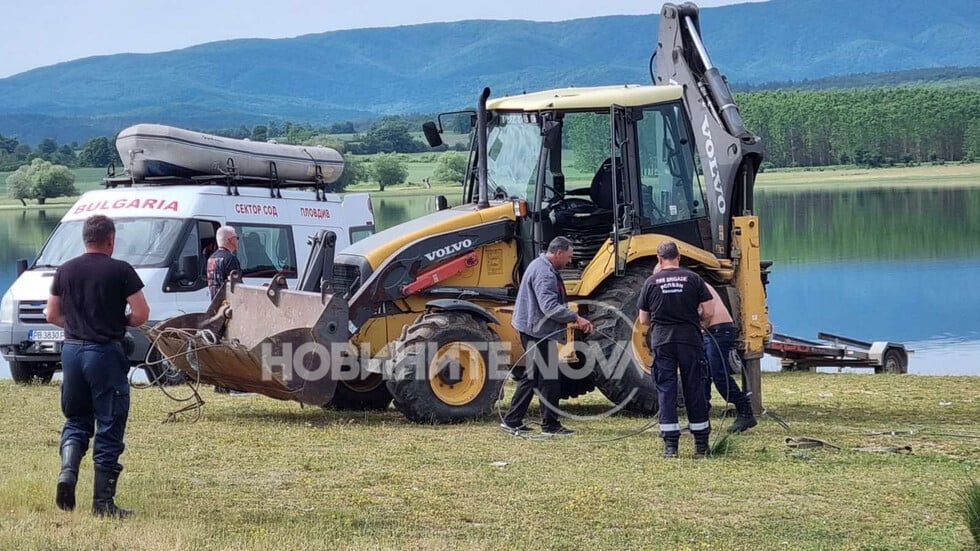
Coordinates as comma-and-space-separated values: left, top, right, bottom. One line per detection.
1, 188, 978, 378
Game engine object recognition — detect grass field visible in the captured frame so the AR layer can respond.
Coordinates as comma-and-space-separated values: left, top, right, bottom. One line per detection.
757, 163, 980, 191
0, 372, 977, 550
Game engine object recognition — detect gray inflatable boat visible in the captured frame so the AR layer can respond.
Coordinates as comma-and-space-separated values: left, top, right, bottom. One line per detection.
116, 124, 344, 183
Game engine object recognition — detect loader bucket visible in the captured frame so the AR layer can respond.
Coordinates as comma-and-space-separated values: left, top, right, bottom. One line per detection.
145, 275, 349, 406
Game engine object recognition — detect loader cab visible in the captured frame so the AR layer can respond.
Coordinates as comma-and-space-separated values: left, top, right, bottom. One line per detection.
460, 86, 712, 273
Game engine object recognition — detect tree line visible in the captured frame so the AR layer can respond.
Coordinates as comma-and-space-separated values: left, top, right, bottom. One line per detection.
3, 86, 978, 178
737, 87, 980, 168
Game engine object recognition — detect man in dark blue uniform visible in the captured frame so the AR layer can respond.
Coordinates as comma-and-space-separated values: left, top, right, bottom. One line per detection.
46, 214, 149, 517
207, 225, 241, 298
637, 241, 714, 458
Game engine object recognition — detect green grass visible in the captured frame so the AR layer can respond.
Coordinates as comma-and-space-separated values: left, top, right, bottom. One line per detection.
1, 372, 978, 550
964, 480, 980, 549
1, 162, 977, 212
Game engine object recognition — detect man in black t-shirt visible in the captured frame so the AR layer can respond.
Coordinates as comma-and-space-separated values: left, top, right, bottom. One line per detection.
207, 225, 242, 298
46, 215, 149, 518
637, 241, 715, 458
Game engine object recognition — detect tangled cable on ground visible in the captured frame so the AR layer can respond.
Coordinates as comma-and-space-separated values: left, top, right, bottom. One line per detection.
129, 327, 225, 423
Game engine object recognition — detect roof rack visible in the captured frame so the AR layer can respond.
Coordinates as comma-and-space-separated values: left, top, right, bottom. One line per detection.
102, 159, 334, 201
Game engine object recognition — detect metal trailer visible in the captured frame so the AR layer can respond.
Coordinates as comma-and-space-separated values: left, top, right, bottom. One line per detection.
766, 332, 910, 374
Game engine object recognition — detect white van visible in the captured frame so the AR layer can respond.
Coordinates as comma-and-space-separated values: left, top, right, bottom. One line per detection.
0, 184, 374, 383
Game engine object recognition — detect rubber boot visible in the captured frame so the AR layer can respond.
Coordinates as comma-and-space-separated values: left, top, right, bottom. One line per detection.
92, 466, 132, 519
727, 400, 758, 434
693, 432, 711, 458
662, 436, 679, 459
55, 441, 84, 511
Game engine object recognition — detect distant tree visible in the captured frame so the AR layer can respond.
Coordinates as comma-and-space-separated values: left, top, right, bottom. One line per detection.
361, 120, 425, 154
5, 166, 32, 206
267, 121, 281, 139
333, 156, 367, 192
0, 133, 18, 155
371, 154, 408, 191
251, 125, 268, 142
37, 138, 59, 160
966, 119, 980, 161
14, 144, 31, 159
5, 158, 77, 205
564, 112, 611, 173
78, 136, 121, 167
329, 121, 355, 134
433, 151, 468, 185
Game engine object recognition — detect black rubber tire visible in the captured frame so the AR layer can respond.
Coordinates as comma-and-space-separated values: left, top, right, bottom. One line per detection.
586, 259, 660, 415
328, 375, 393, 410
143, 350, 188, 386
881, 348, 908, 374
386, 310, 507, 423
9, 360, 54, 384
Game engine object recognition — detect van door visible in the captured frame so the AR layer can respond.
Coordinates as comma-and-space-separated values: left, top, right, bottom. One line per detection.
164, 219, 222, 316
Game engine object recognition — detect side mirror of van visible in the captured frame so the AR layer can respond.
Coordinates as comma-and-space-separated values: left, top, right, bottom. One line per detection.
436, 195, 449, 211
174, 255, 202, 287
16, 259, 28, 276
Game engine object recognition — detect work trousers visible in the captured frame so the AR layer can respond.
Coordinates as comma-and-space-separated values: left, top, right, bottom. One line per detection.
60, 340, 131, 473
703, 322, 752, 415
652, 341, 710, 440
504, 332, 562, 431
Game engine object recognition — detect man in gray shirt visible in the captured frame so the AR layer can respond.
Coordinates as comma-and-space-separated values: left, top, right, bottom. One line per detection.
503, 236, 593, 435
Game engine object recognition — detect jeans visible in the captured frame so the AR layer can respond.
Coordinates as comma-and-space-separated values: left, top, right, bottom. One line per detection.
60, 340, 131, 473
703, 322, 752, 415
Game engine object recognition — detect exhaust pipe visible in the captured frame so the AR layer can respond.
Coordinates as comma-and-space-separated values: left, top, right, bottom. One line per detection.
476, 87, 491, 209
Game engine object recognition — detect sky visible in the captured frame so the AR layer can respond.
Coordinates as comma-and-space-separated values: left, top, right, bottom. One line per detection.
0, 0, 754, 78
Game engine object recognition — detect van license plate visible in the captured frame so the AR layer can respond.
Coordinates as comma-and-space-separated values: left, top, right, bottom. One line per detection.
28, 330, 64, 342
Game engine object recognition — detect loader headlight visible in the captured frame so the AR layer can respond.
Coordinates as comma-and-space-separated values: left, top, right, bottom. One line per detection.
0, 290, 14, 324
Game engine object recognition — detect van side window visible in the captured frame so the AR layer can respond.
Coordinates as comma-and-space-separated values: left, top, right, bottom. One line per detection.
350, 226, 374, 244
233, 224, 297, 278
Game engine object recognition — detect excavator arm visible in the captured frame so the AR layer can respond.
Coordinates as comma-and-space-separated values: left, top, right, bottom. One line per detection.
654, 2, 764, 258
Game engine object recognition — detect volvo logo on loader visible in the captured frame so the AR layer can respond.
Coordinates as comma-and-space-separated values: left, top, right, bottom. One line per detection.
424, 239, 473, 261
701, 114, 726, 214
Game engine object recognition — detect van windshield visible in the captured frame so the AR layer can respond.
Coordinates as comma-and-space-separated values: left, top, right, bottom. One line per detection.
34, 218, 187, 269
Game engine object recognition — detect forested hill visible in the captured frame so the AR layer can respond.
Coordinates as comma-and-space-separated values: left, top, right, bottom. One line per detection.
0, 0, 978, 144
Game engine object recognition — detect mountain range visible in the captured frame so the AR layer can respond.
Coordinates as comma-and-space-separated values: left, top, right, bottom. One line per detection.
0, 0, 978, 144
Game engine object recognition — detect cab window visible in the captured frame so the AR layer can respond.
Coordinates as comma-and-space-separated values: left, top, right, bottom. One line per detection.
635, 103, 706, 226
232, 224, 297, 278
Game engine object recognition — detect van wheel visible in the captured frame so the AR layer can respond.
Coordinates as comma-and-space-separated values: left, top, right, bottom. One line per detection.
143, 350, 188, 386
9, 361, 54, 384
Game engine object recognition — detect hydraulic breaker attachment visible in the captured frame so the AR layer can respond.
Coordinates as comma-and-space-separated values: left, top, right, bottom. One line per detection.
146, 273, 350, 406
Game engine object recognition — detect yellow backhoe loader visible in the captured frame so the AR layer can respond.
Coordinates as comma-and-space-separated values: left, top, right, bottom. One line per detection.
149, 2, 770, 423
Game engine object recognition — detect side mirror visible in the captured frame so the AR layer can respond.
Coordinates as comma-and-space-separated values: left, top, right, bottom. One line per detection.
541, 120, 562, 149
177, 255, 201, 282
422, 121, 443, 148
436, 195, 449, 211
16, 259, 28, 276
